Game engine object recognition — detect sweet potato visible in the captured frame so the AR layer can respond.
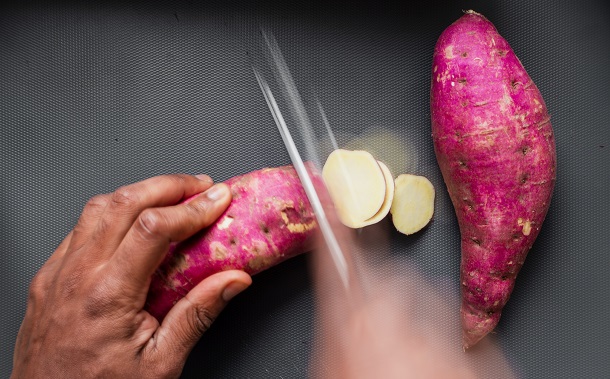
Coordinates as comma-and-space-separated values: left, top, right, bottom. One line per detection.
430, 11, 556, 348
145, 164, 320, 321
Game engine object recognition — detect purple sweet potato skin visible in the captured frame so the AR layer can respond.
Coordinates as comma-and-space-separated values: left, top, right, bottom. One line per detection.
430, 11, 556, 348
145, 164, 320, 321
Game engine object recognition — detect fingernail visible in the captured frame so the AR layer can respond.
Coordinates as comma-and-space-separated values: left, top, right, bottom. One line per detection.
222, 281, 249, 302
205, 183, 228, 201
195, 174, 213, 183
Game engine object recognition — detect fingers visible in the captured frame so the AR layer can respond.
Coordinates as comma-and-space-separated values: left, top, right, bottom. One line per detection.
110, 183, 232, 291
150, 270, 251, 360
92, 174, 214, 254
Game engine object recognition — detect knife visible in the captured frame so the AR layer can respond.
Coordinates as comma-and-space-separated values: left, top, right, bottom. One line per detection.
252, 67, 352, 290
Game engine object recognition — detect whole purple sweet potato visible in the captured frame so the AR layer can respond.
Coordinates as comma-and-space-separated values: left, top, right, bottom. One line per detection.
145, 165, 320, 321
431, 11, 556, 348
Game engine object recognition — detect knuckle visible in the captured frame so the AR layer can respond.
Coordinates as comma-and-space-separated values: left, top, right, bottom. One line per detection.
28, 272, 47, 301
192, 306, 216, 335
74, 194, 109, 233
185, 198, 210, 218
136, 209, 166, 240
111, 186, 140, 209
155, 174, 188, 191
170, 173, 188, 184
85, 194, 110, 212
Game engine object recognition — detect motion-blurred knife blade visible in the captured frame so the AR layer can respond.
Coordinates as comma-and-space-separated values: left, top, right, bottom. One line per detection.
252, 67, 352, 291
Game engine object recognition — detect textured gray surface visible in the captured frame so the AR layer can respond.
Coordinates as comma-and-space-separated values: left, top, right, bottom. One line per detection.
1, 0, 609, 378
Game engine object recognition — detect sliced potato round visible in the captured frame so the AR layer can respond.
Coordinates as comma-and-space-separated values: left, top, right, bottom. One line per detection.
360, 161, 395, 227
390, 174, 435, 235
322, 149, 387, 228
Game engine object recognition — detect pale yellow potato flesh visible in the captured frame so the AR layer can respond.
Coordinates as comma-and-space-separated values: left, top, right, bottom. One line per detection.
360, 161, 395, 227
322, 149, 387, 228
390, 174, 435, 235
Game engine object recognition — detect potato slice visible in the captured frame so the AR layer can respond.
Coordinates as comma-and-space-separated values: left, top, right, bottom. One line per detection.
322, 149, 387, 228
360, 161, 395, 227
390, 174, 435, 235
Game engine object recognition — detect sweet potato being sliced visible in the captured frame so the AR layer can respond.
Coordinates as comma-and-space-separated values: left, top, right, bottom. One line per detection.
145, 164, 321, 321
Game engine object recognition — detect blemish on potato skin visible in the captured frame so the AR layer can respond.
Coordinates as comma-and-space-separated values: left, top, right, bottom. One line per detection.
444, 45, 454, 59
280, 209, 317, 233
247, 254, 274, 271
210, 241, 228, 260
217, 215, 234, 230
166, 253, 189, 274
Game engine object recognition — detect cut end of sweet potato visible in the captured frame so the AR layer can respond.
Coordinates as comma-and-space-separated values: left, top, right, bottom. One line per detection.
390, 174, 435, 235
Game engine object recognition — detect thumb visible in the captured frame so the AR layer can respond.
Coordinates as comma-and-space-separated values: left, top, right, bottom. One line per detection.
156, 270, 252, 359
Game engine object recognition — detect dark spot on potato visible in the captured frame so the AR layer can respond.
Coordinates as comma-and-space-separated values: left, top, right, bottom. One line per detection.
475, 287, 482, 293
458, 160, 467, 168
260, 224, 270, 234
461, 51, 468, 57
229, 237, 237, 245
496, 49, 507, 57
471, 237, 481, 246
501, 275, 508, 280
521, 146, 529, 155
168, 253, 188, 274
520, 173, 529, 184
511, 79, 519, 90
487, 310, 495, 316
512, 234, 521, 241
458, 78, 467, 85
463, 198, 474, 210
461, 100, 469, 107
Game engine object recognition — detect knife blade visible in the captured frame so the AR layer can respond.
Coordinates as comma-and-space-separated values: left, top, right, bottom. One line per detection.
253, 67, 351, 291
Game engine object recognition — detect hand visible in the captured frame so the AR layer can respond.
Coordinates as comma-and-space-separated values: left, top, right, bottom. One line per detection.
310, 224, 515, 379
11, 174, 252, 379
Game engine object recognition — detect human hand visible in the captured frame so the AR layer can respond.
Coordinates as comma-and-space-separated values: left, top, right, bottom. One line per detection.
310, 224, 515, 379
11, 174, 252, 379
